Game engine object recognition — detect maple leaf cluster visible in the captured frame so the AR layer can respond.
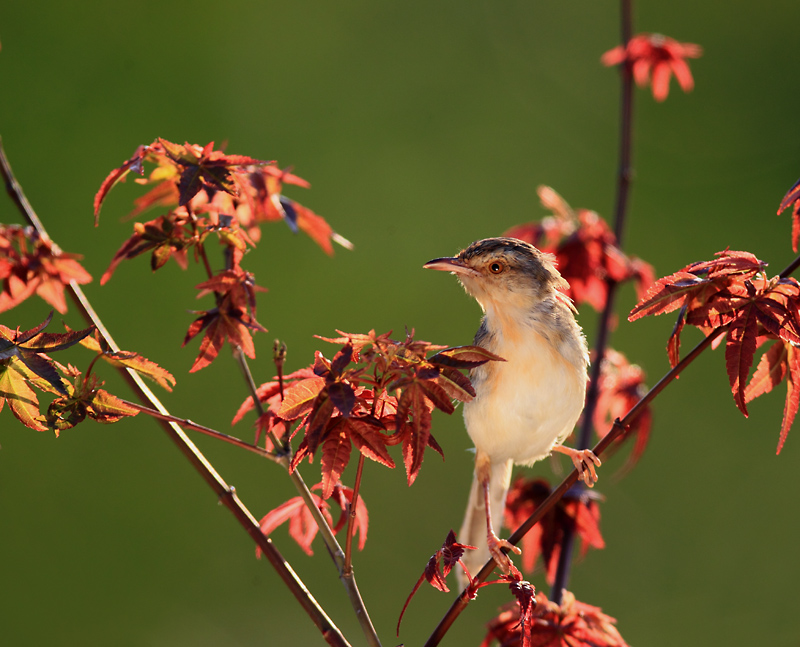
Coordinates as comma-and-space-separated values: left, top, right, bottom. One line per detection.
0, 313, 174, 434
592, 348, 652, 473
602, 32, 702, 102
630, 250, 800, 452
503, 478, 605, 583
235, 329, 502, 498
255, 482, 368, 559
94, 139, 352, 372
505, 186, 653, 312
481, 590, 629, 647
0, 224, 91, 314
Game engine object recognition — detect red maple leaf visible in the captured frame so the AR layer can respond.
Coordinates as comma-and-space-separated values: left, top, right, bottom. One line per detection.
94, 140, 351, 315
93, 144, 151, 223
481, 590, 629, 647
0, 225, 92, 314
745, 340, 800, 454
183, 268, 267, 372
630, 252, 800, 450
236, 165, 352, 254
255, 482, 368, 558
100, 213, 193, 284
504, 478, 604, 583
281, 332, 497, 493
157, 139, 269, 206
602, 33, 702, 102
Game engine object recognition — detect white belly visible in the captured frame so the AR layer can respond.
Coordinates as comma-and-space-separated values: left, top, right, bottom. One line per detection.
463, 329, 585, 465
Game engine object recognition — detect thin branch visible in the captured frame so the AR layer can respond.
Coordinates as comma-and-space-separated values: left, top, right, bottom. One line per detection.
0, 136, 351, 647
232, 348, 383, 647
120, 399, 281, 462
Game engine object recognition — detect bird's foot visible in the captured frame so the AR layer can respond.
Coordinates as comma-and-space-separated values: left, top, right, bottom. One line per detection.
486, 530, 521, 575
553, 446, 602, 487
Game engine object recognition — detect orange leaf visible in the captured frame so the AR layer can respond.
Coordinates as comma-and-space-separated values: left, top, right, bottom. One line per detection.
0, 362, 46, 431
628, 271, 706, 321
88, 389, 140, 423
278, 377, 326, 420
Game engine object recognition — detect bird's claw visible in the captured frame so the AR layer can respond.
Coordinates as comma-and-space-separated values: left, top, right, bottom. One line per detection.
552, 445, 602, 487
570, 449, 601, 487
486, 531, 521, 575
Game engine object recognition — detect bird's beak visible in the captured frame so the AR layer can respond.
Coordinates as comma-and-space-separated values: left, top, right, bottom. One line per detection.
423, 256, 480, 277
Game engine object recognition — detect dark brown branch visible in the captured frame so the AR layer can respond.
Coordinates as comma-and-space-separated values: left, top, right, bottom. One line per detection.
120, 399, 281, 462
0, 136, 351, 647
550, 0, 636, 604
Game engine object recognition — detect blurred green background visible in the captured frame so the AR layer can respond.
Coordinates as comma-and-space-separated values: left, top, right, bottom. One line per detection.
2, 1, 799, 645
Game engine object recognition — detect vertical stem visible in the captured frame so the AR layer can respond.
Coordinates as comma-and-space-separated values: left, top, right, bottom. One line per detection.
550, 0, 635, 605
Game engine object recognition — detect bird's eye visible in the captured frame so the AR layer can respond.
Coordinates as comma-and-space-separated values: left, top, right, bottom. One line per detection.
489, 262, 504, 274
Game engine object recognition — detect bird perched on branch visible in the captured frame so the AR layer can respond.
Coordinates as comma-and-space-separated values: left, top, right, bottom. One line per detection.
424, 237, 600, 585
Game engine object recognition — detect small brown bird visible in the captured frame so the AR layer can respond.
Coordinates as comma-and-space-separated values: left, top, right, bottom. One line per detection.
424, 237, 600, 584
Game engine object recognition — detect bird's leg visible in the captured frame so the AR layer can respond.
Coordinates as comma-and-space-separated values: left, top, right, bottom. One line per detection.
552, 444, 602, 487
476, 454, 521, 575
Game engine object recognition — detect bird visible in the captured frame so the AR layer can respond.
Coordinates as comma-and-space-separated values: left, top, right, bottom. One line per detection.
423, 237, 600, 585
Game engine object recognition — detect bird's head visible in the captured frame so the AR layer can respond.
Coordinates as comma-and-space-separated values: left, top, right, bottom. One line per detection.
423, 237, 568, 313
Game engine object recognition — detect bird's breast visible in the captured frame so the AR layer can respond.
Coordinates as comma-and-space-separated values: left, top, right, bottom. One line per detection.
463, 318, 586, 465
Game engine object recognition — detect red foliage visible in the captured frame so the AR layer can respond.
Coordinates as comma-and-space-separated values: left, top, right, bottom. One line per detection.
94, 140, 353, 371
236, 330, 499, 496
256, 482, 368, 558
630, 250, 800, 451
505, 187, 653, 312
602, 33, 702, 102
183, 268, 267, 372
481, 590, 629, 647
94, 139, 350, 256
503, 478, 604, 584
0, 225, 91, 314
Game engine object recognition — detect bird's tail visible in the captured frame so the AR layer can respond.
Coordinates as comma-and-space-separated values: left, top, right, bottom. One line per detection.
456, 457, 514, 590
